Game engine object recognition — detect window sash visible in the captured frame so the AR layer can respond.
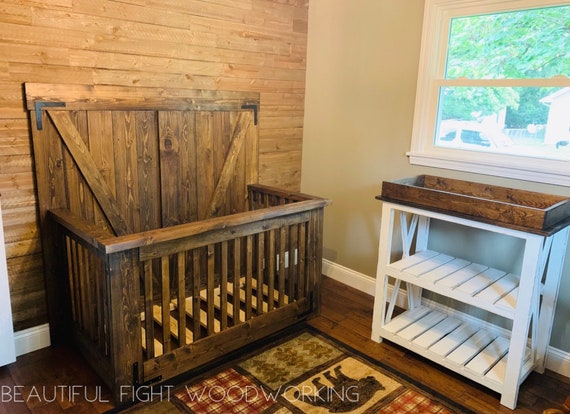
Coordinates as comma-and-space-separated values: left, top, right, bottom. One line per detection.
409, 0, 570, 186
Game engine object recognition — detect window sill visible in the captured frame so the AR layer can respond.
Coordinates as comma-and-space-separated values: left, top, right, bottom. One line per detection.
407, 151, 570, 187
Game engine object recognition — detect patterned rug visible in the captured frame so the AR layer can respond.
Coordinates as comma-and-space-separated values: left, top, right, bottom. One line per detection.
122, 326, 474, 413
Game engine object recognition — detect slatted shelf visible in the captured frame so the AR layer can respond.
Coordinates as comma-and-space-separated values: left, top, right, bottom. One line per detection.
380, 305, 533, 393
386, 250, 520, 319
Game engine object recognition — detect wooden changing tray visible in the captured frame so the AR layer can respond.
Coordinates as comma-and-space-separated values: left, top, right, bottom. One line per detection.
378, 175, 570, 233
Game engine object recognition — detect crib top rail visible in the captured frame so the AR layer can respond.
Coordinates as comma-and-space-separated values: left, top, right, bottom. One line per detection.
48, 184, 330, 257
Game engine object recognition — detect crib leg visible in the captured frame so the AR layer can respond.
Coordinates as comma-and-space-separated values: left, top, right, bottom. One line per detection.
108, 251, 143, 406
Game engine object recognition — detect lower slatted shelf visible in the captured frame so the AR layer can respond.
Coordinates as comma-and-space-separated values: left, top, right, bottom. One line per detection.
380, 305, 532, 392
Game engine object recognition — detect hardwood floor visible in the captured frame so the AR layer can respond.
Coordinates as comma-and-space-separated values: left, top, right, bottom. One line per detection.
2, 276, 569, 413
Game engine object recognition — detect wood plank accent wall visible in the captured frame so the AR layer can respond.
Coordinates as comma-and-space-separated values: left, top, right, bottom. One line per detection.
0, 0, 309, 332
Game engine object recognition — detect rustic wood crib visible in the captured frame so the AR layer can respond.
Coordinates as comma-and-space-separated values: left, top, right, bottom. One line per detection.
26, 83, 329, 405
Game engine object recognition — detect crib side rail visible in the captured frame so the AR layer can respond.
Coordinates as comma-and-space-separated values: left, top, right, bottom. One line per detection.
93, 198, 329, 256
137, 202, 327, 383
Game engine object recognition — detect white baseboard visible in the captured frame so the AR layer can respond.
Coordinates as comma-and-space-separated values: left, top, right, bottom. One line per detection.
322, 259, 570, 378
322, 259, 376, 295
14, 323, 51, 357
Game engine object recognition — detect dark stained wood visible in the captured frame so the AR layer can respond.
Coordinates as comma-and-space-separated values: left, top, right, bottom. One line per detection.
28, 84, 262, 348
46, 183, 327, 404
29, 81, 328, 412
380, 175, 570, 233
206, 111, 252, 218
158, 110, 196, 227
27, 83, 262, 237
47, 110, 132, 236
107, 250, 142, 405
24, 83, 260, 112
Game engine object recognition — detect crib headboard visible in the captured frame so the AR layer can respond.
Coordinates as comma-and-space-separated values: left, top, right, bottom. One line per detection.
25, 83, 260, 236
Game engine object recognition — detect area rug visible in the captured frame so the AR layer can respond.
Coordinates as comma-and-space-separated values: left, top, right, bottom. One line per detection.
122, 326, 475, 413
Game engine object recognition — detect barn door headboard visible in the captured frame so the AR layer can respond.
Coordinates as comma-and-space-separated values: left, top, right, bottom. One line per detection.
25, 83, 260, 237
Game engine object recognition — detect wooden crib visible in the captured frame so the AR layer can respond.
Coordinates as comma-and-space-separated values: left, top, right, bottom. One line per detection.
26, 83, 329, 405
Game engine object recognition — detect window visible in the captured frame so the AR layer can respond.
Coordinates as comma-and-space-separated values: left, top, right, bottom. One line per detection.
408, 0, 570, 185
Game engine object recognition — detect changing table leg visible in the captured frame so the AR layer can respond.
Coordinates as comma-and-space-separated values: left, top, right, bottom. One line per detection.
536, 228, 570, 373
372, 205, 396, 342
501, 236, 543, 409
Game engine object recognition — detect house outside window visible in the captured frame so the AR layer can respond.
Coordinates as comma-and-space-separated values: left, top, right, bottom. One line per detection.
408, 0, 570, 186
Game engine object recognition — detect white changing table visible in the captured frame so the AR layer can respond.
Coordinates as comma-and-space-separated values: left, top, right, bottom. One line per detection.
371, 200, 569, 409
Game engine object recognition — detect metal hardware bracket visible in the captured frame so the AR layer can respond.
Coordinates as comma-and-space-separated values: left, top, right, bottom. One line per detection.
241, 103, 258, 125
34, 101, 66, 130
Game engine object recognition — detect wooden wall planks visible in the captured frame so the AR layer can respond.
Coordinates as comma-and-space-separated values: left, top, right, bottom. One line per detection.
0, 0, 308, 331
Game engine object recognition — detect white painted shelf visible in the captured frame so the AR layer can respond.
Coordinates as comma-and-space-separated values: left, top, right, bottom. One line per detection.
371, 201, 570, 410
380, 305, 532, 394
386, 250, 519, 319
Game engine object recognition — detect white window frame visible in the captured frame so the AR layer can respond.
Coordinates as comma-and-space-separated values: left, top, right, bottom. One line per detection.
408, 0, 570, 186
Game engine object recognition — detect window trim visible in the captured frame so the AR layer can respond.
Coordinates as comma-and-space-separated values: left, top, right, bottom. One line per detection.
408, 0, 570, 186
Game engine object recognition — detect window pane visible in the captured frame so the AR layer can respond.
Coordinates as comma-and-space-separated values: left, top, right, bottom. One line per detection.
435, 86, 570, 160
446, 5, 570, 79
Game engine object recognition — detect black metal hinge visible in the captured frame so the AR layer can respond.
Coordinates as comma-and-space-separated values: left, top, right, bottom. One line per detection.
241, 103, 258, 125
34, 101, 66, 130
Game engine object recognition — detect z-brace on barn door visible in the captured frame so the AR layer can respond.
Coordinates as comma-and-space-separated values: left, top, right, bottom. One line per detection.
25, 83, 260, 237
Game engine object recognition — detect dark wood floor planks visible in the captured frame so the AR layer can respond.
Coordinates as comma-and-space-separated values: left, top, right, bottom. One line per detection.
2, 276, 569, 413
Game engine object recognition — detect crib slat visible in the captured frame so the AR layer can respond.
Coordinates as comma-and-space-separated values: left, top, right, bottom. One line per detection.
80, 245, 91, 334
177, 252, 187, 347
143, 260, 155, 358
161, 256, 171, 353
207, 244, 215, 335
66, 237, 77, 323
298, 222, 306, 300
245, 235, 253, 320
233, 238, 241, 324
141, 327, 163, 357
78, 241, 88, 330
94, 254, 105, 351
256, 232, 265, 316
82, 246, 95, 341
71, 239, 82, 326
192, 250, 201, 339
278, 227, 286, 307
220, 241, 228, 330
267, 230, 275, 312
288, 225, 298, 302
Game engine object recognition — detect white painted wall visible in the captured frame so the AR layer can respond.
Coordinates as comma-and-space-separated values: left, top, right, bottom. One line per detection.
302, 0, 570, 353
0, 199, 16, 366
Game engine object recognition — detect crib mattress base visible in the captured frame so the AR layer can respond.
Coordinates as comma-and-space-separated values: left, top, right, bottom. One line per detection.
141, 277, 291, 357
